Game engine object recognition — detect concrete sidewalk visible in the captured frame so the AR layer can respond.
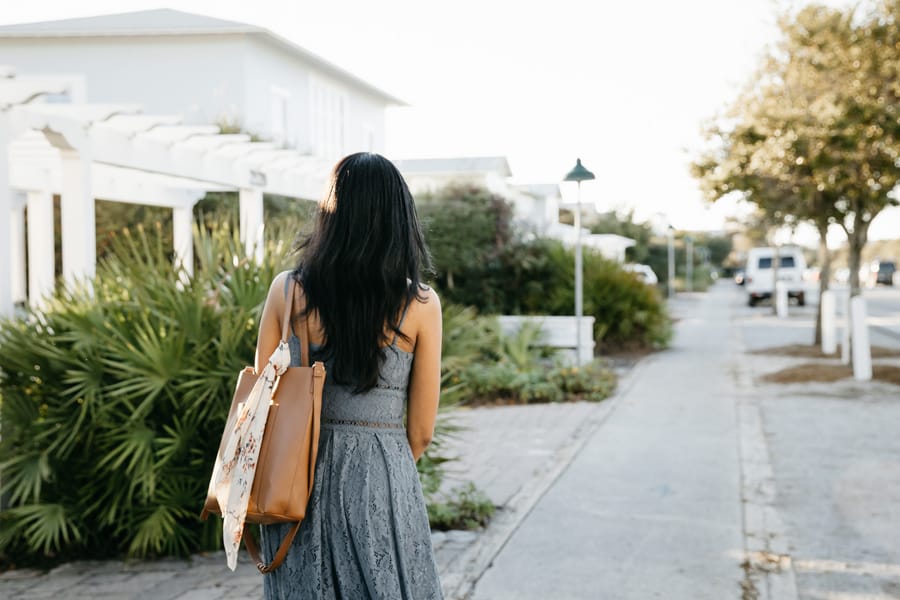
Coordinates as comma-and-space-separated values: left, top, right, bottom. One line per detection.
472, 286, 747, 599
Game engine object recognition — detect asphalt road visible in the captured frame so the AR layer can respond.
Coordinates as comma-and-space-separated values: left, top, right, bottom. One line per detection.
733, 282, 900, 351
864, 286, 900, 349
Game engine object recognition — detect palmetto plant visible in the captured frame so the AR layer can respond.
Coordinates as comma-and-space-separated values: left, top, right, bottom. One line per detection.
0, 221, 465, 564
0, 223, 283, 562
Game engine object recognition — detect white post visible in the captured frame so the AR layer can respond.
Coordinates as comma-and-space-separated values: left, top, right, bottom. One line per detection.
10, 193, 26, 304
26, 190, 55, 308
667, 227, 675, 298
239, 187, 264, 264
841, 289, 851, 365
59, 149, 96, 287
173, 204, 194, 279
685, 236, 693, 293
775, 281, 789, 318
850, 296, 872, 381
821, 290, 837, 355
573, 181, 583, 367
0, 118, 12, 317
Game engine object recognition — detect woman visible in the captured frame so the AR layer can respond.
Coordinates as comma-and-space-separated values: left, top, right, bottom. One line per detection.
254, 152, 444, 599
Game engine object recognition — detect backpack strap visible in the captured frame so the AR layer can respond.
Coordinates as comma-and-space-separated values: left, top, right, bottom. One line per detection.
282, 274, 311, 367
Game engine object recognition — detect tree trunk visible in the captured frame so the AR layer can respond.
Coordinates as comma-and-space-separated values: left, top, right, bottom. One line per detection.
813, 221, 831, 345
847, 219, 869, 298
772, 243, 781, 315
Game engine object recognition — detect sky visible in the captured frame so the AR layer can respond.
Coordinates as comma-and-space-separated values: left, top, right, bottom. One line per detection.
2, 0, 897, 241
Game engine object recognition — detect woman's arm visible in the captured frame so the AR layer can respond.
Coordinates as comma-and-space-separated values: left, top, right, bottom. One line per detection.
406, 287, 442, 462
254, 272, 291, 373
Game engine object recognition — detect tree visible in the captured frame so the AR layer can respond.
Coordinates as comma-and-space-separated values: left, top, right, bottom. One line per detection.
693, 0, 900, 340
416, 184, 513, 290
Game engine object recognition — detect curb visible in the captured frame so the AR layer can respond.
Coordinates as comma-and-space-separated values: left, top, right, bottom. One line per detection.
732, 320, 800, 600
439, 355, 652, 600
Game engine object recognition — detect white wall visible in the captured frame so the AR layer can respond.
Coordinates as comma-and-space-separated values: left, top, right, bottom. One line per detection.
1, 34, 389, 160
241, 37, 312, 150
0, 36, 247, 125
243, 37, 387, 160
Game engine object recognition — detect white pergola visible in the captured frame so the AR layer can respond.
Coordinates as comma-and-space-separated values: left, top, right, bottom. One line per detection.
1, 67, 331, 316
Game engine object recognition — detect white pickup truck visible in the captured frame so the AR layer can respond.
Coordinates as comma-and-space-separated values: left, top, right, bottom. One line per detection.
744, 247, 807, 307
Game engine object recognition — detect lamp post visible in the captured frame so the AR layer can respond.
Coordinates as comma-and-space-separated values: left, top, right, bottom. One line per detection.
685, 235, 694, 293
563, 158, 595, 367
667, 225, 675, 299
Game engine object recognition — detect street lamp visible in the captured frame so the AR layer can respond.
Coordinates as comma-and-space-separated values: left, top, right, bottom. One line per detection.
685, 235, 694, 293
563, 158, 595, 367
667, 225, 675, 299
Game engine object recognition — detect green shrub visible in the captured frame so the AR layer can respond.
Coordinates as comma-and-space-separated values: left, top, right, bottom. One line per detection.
0, 223, 459, 564
437, 310, 617, 406
427, 483, 495, 531
0, 223, 276, 563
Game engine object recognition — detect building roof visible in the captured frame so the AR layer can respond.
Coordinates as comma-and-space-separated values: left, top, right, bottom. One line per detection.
392, 156, 512, 178
515, 182, 561, 199
0, 9, 405, 105
0, 9, 256, 36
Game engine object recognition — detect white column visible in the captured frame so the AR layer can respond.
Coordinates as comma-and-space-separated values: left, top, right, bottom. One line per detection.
821, 290, 837, 355
850, 296, 872, 381
775, 281, 788, 318
841, 289, 851, 365
173, 204, 194, 278
26, 190, 55, 308
0, 118, 12, 317
239, 187, 264, 264
10, 193, 26, 304
60, 149, 96, 287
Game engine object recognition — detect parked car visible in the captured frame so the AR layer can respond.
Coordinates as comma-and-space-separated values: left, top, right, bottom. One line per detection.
622, 263, 659, 285
870, 259, 896, 286
744, 247, 807, 307
734, 269, 745, 286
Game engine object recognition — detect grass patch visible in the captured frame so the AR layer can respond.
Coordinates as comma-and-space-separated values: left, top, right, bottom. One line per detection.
760, 362, 900, 386
750, 344, 900, 359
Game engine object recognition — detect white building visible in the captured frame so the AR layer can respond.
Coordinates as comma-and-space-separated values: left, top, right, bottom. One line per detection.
0, 9, 403, 160
1, 9, 407, 316
395, 156, 635, 262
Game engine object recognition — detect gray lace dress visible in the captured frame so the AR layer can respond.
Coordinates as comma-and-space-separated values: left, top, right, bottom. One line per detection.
259, 303, 443, 599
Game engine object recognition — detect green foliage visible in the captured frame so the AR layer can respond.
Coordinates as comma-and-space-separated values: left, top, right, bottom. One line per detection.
437, 308, 617, 406
0, 223, 279, 564
427, 483, 495, 531
589, 210, 654, 264
418, 186, 672, 352
0, 221, 456, 564
417, 184, 514, 290
693, 1, 900, 292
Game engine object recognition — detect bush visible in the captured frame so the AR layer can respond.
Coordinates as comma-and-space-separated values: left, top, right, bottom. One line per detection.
427, 483, 495, 531
0, 223, 459, 565
438, 238, 671, 353
0, 223, 277, 563
437, 309, 617, 406
531, 241, 672, 352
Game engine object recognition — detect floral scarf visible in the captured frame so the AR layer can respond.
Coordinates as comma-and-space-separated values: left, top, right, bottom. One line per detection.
213, 340, 292, 570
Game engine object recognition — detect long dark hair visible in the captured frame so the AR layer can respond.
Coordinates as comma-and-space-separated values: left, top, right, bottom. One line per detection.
293, 152, 432, 392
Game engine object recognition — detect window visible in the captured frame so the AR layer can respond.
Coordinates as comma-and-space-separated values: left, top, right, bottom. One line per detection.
758, 256, 795, 269
270, 86, 291, 146
309, 77, 348, 159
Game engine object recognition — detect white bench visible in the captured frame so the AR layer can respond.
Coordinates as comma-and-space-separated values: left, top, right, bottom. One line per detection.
497, 315, 596, 365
